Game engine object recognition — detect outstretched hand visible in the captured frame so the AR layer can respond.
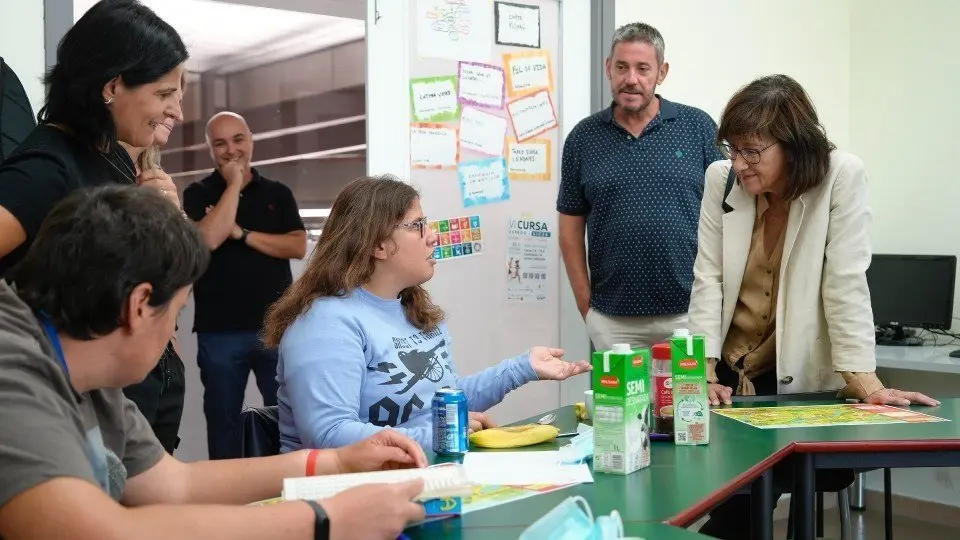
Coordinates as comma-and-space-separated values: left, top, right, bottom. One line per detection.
864, 388, 940, 407
529, 347, 592, 381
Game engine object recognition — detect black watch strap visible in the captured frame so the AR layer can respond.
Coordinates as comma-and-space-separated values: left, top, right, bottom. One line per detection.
304, 500, 330, 540
240, 228, 250, 242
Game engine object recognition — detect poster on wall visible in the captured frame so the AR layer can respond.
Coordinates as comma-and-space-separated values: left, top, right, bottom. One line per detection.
459, 107, 508, 156
502, 50, 553, 97
507, 89, 558, 142
410, 75, 460, 122
410, 124, 459, 169
506, 215, 551, 302
416, 0, 492, 62
430, 215, 484, 261
506, 137, 551, 181
494, 1, 540, 48
458, 61, 505, 110
458, 157, 510, 207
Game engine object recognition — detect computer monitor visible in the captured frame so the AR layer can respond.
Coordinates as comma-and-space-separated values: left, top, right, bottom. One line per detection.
865, 254, 957, 345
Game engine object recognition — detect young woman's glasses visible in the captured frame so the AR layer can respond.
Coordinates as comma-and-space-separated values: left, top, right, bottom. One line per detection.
397, 217, 428, 238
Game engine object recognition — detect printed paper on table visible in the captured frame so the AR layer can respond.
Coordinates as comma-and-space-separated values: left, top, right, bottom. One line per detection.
411, 124, 459, 169
506, 137, 550, 181
410, 75, 460, 122
503, 50, 552, 97
459, 107, 508, 157
458, 157, 510, 207
458, 61, 505, 110
417, 0, 492, 62
506, 90, 557, 142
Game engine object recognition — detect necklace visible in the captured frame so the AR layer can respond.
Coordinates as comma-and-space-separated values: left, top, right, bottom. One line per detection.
100, 149, 137, 185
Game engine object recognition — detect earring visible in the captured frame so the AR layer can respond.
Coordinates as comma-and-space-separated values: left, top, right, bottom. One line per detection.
104, 97, 114, 105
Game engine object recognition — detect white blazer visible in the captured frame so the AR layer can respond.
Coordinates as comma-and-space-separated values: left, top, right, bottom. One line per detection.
688, 151, 877, 394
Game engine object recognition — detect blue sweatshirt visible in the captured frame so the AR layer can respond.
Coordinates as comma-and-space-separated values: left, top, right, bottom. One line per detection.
277, 287, 539, 452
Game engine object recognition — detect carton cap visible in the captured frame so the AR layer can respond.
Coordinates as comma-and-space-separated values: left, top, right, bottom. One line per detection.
611, 343, 632, 354
672, 328, 691, 337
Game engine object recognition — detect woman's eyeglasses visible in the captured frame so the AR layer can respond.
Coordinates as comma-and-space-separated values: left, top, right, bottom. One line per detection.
397, 217, 428, 238
718, 141, 777, 165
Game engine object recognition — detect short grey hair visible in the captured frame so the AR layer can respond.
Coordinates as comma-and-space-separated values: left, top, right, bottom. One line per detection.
610, 22, 665, 65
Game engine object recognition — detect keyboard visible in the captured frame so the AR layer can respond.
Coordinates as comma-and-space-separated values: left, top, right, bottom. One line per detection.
281, 464, 474, 502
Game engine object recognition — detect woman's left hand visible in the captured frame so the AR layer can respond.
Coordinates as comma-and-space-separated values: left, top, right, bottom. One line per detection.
138, 167, 181, 209
529, 347, 592, 381
864, 388, 940, 407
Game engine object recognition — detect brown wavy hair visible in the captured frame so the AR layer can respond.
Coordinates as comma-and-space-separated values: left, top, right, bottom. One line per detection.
717, 74, 836, 201
262, 175, 444, 347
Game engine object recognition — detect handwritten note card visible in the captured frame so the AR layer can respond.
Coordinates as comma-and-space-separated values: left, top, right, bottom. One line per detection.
459, 107, 508, 157
503, 50, 552, 97
410, 124, 458, 169
506, 137, 551, 181
417, 0, 492, 62
507, 90, 557, 142
458, 62, 505, 110
459, 157, 510, 207
410, 75, 460, 122
495, 2, 540, 48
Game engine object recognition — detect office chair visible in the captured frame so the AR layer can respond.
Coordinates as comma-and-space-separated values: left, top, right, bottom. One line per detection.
240, 405, 280, 458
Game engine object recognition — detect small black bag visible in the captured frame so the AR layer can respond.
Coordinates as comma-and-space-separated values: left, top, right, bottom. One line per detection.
0, 57, 37, 163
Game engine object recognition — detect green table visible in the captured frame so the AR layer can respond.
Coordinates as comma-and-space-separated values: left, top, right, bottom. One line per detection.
405, 519, 709, 539
406, 398, 960, 540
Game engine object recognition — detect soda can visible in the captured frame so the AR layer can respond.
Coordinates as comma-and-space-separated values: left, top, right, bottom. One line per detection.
432, 388, 469, 455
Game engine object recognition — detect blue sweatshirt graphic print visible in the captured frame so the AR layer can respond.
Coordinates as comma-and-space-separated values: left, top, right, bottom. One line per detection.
276, 287, 538, 451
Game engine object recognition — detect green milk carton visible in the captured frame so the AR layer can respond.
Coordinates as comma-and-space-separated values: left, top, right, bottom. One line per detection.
591, 343, 652, 475
670, 329, 709, 445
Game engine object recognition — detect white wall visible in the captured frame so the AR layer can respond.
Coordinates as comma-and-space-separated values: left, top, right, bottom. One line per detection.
0, 1, 46, 115
850, 0, 960, 329
850, 0, 960, 506
614, 0, 851, 148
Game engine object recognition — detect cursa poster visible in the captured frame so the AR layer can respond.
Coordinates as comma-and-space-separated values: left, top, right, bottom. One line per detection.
506, 215, 551, 302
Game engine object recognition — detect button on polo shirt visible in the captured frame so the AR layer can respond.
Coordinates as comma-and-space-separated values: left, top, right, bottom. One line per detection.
557, 97, 723, 317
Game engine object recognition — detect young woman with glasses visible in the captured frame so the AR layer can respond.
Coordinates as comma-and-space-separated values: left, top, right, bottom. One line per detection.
263, 175, 591, 452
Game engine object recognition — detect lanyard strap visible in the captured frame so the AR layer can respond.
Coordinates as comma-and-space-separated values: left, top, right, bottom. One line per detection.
38, 312, 70, 378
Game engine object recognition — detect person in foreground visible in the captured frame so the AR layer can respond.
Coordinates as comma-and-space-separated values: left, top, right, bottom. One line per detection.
687, 75, 938, 539
0, 186, 431, 540
264, 176, 591, 452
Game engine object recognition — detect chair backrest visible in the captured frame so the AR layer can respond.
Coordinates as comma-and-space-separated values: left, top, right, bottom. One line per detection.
0, 57, 36, 163
240, 405, 280, 458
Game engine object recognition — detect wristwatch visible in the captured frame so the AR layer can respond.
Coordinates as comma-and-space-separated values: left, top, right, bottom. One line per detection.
304, 500, 330, 539
239, 228, 250, 242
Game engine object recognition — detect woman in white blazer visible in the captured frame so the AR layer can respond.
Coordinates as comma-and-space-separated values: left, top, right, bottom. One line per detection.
690, 75, 938, 540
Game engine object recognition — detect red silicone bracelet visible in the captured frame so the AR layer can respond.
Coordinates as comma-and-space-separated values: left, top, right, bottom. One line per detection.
305, 449, 321, 476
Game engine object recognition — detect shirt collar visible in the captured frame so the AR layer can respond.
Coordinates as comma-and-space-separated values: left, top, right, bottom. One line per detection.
600, 94, 678, 123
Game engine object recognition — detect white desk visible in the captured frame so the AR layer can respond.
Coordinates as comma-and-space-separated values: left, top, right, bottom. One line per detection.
876, 345, 960, 375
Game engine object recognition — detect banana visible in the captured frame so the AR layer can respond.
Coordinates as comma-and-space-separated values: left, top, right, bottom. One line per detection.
469, 424, 560, 449
574, 402, 589, 421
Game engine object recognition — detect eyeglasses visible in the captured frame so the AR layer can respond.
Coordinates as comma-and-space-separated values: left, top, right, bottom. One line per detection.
397, 217, 428, 238
718, 141, 777, 165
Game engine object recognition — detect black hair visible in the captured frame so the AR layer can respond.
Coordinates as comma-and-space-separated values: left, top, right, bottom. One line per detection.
38, 0, 188, 152
10, 186, 209, 340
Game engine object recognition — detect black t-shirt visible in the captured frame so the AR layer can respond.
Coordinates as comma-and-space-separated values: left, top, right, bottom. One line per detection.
183, 168, 304, 333
0, 124, 135, 276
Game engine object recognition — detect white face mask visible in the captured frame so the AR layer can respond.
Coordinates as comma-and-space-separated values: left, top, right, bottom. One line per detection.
519, 496, 626, 540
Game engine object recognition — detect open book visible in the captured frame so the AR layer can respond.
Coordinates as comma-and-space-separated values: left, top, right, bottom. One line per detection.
281, 463, 474, 503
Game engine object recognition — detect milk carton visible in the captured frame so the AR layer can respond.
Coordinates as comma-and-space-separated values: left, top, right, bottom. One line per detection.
670, 329, 709, 445
591, 343, 651, 475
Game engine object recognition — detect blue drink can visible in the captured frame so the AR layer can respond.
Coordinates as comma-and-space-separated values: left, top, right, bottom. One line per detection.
432, 388, 469, 455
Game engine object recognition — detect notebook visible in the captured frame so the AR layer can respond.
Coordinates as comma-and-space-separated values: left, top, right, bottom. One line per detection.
281, 464, 474, 503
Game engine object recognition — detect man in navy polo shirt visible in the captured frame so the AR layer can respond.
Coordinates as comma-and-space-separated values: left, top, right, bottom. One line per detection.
558, 22, 723, 351
183, 112, 307, 459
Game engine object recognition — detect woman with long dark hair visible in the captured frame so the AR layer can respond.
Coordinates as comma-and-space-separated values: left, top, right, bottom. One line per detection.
0, 0, 187, 452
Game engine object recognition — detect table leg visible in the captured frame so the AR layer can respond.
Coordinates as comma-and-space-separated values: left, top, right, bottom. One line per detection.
884, 468, 893, 540
750, 470, 774, 540
794, 453, 815, 540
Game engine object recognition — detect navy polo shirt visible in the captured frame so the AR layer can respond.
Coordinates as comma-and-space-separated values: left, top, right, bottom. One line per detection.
557, 97, 723, 317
